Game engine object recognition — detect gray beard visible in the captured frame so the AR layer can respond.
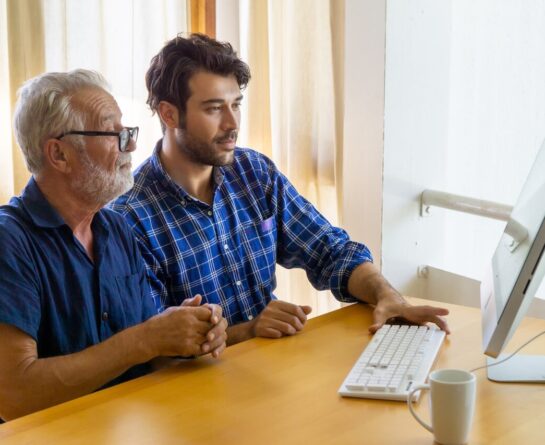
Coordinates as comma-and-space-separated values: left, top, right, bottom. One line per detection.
72, 151, 134, 206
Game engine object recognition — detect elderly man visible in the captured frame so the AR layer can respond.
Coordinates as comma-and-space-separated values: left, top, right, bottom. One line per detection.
111, 34, 450, 345
0, 69, 227, 421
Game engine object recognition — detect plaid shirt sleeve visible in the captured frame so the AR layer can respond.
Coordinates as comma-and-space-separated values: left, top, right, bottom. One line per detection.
258, 154, 374, 303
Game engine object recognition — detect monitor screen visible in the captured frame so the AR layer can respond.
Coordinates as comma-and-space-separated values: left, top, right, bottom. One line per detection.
480, 139, 545, 381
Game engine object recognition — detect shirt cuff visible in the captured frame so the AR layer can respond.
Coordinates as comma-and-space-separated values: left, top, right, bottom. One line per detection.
329, 241, 374, 303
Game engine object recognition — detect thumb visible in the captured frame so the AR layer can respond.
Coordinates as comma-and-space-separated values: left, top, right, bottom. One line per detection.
181, 294, 203, 307
368, 321, 383, 335
300, 305, 312, 315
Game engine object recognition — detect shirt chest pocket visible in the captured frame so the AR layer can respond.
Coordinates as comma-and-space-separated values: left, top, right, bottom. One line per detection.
103, 273, 142, 329
237, 215, 277, 282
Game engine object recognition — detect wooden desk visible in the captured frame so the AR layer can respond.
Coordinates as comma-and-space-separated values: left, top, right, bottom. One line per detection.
1, 298, 544, 444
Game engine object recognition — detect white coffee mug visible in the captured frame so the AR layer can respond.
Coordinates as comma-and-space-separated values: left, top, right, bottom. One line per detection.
407, 369, 476, 445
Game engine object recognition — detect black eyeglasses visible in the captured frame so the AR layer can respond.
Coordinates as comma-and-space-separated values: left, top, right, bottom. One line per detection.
56, 127, 139, 152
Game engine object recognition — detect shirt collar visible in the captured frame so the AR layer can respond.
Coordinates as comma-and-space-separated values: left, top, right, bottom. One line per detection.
18, 177, 67, 229
150, 138, 226, 201
17, 177, 110, 233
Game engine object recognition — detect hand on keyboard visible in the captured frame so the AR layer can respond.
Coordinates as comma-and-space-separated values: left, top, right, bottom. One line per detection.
369, 294, 450, 335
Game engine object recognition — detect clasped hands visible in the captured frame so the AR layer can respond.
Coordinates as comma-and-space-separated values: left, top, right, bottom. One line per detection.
151, 294, 228, 359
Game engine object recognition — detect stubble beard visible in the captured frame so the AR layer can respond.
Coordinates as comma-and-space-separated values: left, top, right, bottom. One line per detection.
176, 129, 238, 167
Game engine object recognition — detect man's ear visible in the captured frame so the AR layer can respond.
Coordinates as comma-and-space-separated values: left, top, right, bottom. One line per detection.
157, 101, 181, 130
43, 138, 72, 173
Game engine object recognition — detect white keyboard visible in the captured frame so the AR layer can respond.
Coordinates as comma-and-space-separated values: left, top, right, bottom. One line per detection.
338, 324, 445, 401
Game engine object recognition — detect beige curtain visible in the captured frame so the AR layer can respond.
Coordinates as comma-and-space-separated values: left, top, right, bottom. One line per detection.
0, 0, 44, 204
239, 0, 346, 317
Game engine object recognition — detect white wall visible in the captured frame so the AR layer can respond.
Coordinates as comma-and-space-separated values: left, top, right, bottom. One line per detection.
383, 0, 545, 300
443, 0, 545, 280
342, 0, 386, 264
382, 0, 453, 297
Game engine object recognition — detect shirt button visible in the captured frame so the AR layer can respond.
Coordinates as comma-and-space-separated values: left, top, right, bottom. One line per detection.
248, 315, 254, 321
236, 281, 242, 286
207, 210, 213, 216
224, 244, 229, 250
102, 312, 109, 321
181, 200, 186, 206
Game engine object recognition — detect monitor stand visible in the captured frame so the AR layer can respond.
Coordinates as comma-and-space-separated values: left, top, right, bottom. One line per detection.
487, 354, 545, 382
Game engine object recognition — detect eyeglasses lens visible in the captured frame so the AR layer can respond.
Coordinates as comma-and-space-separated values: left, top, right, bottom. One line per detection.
120, 129, 129, 151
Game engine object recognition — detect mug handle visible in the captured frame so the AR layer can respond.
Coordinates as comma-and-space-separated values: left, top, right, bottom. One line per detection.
407, 383, 433, 433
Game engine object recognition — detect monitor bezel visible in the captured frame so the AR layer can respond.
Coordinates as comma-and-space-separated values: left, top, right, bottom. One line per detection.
480, 142, 545, 358
481, 220, 545, 357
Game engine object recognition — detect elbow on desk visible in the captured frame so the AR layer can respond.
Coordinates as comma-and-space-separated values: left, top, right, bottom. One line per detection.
0, 366, 46, 421
0, 394, 29, 422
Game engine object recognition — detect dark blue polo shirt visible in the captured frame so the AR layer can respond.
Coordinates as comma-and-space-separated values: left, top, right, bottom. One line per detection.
0, 178, 156, 387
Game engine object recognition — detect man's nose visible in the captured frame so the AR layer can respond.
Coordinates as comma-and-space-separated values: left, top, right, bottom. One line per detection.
125, 137, 137, 153
221, 108, 239, 131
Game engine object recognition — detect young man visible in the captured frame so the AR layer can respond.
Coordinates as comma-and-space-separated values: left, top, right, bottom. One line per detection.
111, 34, 449, 345
0, 69, 227, 420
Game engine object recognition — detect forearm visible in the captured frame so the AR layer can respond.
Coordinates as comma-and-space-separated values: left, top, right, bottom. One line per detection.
0, 323, 154, 420
347, 261, 403, 305
226, 321, 254, 346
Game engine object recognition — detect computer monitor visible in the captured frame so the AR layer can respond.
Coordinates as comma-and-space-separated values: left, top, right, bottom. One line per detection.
480, 139, 545, 382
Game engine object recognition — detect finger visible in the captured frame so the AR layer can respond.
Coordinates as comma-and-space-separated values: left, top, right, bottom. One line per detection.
368, 321, 384, 335
370, 309, 392, 331
202, 330, 227, 354
268, 309, 305, 331
260, 327, 283, 338
273, 300, 308, 324
265, 318, 297, 336
206, 318, 227, 342
174, 343, 203, 357
205, 304, 223, 325
416, 307, 450, 334
190, 320, 214, 336
181, 294, 203, 307
429, 315, 451, 334
170, 310, 212, 335
402, 306, 450, 324
210, 336, 227, 358
210, 340, 226, 358
169, 334, 207, 357
300, 305, 312, 315
417, 306, 449, 317
193, 306, 218, 322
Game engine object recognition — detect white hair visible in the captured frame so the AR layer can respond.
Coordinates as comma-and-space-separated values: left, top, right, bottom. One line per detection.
12, 69, 111, 174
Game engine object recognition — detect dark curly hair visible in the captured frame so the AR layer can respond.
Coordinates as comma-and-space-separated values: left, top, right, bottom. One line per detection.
146, 33, 251, 130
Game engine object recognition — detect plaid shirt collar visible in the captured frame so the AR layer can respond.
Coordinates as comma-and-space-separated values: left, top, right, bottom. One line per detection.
150, 138, 226, 204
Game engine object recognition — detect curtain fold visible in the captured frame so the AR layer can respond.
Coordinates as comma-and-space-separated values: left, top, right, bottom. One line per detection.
0, 0, 44, 203
239, 0, 346, 316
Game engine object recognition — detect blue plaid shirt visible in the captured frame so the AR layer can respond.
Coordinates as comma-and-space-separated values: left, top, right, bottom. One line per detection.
110, 139, 373, 325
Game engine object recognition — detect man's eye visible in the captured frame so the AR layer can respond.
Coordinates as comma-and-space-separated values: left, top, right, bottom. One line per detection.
232, 103, 241, 110
207, 106, 221, 112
